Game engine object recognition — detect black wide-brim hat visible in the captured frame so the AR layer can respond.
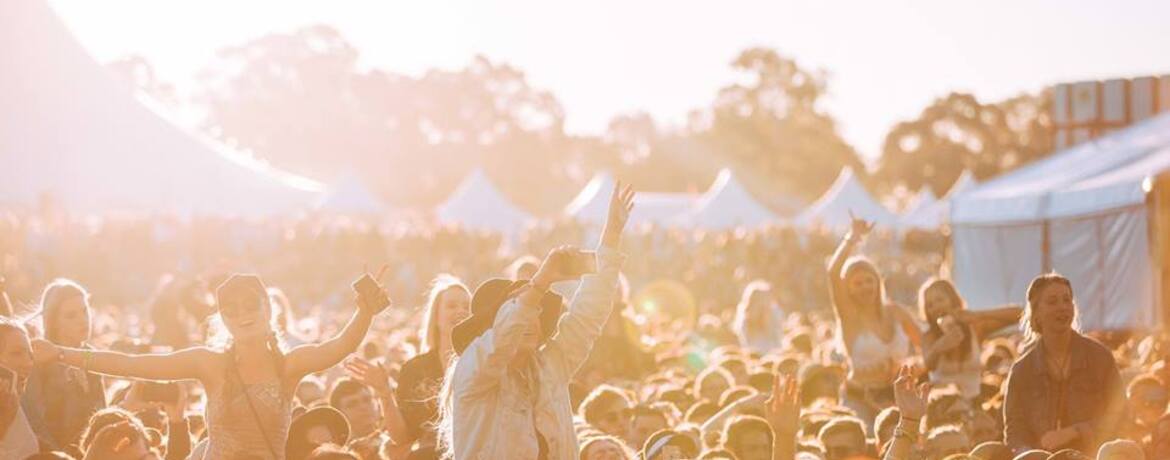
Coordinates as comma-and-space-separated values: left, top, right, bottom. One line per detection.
286, 406, 350, 459
452, 278, 564, 356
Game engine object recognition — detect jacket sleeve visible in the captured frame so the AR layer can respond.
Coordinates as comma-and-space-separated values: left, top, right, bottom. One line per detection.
543, 248, 625, 383
453, 298, 540, 400
1003, 362, 1035, 452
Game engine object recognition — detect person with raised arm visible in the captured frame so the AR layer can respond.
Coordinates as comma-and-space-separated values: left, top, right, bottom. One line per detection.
827, 214, 921, 426
31, 271, 392, 460
436, 183, 634, 460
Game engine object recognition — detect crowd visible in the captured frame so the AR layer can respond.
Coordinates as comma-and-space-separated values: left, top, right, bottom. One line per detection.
0, 183, 1164, 460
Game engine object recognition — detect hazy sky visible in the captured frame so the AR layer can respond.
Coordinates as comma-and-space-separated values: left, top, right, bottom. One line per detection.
48, 0, 1170, 159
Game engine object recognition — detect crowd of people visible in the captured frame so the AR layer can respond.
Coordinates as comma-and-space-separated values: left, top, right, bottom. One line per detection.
0, 184, 1165, 460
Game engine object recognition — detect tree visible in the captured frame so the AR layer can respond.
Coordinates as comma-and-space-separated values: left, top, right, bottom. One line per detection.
194, 25, 579, 211
875, 92, 1053, 196
692, 48, 863, 200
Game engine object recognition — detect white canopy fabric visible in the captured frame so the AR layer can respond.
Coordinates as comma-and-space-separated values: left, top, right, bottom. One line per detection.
953, 113, 1170, 224
632, 193, 697, 226
951, 114, 1170, 330
674, 168, 779, 230
795, 168, 899, 229
315, 173, 386, 216
437, 169, 532, 233
899, 171, 976, 229
564, 172, 615, 225
565, 172, 696, 226
0, 0, 322, 216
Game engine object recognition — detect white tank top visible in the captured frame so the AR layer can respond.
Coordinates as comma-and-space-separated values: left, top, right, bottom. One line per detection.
846, 324, 910, 383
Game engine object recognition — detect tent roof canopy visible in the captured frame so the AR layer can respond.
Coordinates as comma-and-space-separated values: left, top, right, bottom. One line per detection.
900, 170, 977, 229
675, 168, 779, 229
565, 172, 697, 226
953, 113, 1170, 224
314, 173, 386, 215
437, 169, 532, 233
795, 167, 898, 228
0, 0, 321, 216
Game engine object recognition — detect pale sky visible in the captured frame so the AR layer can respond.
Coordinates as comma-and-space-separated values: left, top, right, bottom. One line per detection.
48, 0, 1170, 159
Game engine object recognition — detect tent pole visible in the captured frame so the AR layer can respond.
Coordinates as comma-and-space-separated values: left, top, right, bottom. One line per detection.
1150, 173, 1170, 330
1041, 220, 1052, 273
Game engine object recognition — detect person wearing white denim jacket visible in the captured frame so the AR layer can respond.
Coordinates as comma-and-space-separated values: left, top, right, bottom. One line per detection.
444, 183, 635, 460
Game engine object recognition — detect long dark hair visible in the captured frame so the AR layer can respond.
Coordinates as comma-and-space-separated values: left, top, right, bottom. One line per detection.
919, 278, 974, 364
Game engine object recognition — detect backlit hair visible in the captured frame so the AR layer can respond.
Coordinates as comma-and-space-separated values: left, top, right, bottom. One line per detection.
419, 274, 469, 354
1019, 273, 1079, 345
39, 278, 90, 344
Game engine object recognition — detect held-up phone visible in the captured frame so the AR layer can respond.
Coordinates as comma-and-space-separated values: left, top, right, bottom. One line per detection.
139, 381, 180, 403
352, 273, 382, 298
553, 250, 597, 277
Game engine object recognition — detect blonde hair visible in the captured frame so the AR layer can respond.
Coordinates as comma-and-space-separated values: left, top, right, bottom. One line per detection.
419, 274, 469, 354
732, 280, 773, 338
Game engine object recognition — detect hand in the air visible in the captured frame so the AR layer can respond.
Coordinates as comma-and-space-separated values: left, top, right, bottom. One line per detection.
893, 364, 930, 421
345, 356, 395, 399
600, 182, 635, 249
764, 372, 801, 435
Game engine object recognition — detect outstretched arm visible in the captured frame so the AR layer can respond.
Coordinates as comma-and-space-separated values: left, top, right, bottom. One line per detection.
285, 270, 391, 378
32, 341, 215, 382
286, 308, 377, 377
827, 214, 872, 322
963, 305, 1023, 338
544, 183, 633, 381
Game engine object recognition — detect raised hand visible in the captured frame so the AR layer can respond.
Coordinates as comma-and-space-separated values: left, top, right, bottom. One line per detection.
600, 181, 635, 249
532, 245, 587, 288
345, 356, 395, 398
764, 373, 801, 435
893, 364, 929, 421
847, 210, 873, 240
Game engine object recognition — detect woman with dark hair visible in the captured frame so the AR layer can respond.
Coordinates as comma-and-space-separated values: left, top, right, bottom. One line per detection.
22, 279, 107, 451
381, 274, 470, 459
1002, 273, 1126, 455
31, 272, 391, 460
827, 216, 920, 425
918, 277, 1021, 400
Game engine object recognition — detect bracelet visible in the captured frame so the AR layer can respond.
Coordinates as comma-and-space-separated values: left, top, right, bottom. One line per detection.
82, 350, 95, 370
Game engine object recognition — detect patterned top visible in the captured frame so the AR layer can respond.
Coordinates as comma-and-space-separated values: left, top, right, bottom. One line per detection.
203, 380, 292, 460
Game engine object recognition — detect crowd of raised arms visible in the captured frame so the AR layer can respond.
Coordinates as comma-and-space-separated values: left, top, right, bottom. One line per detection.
0, 183, 1163, 460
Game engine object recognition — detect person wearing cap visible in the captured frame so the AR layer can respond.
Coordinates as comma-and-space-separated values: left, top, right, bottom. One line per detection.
437, 183, 635, 460
30, 271, 393, 460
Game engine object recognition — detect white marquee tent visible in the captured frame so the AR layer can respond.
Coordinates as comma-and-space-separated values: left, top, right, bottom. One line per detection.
437, 169, 532, 233
674, 168, 779, 230
900, 171, 976, 229
314, 173, 387, 216
795, 168, 899, 229
0, 0, 322, 216
951, 113, 1170, 330
565, 172, 696, 226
